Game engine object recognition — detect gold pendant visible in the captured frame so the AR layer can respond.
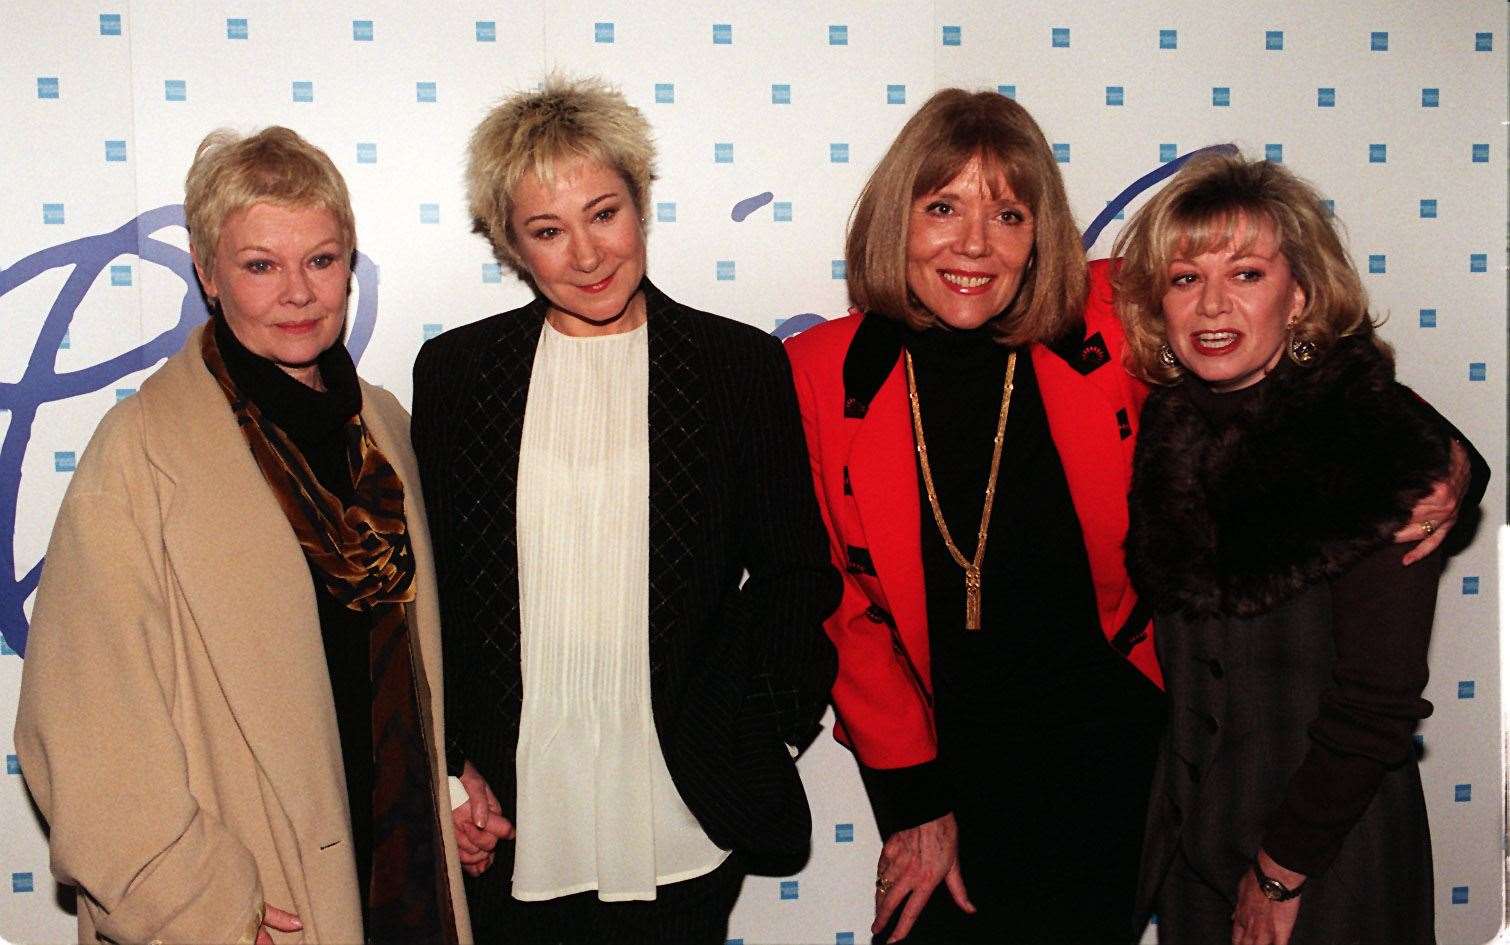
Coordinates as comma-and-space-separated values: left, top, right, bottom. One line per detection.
964, 565, 982, 631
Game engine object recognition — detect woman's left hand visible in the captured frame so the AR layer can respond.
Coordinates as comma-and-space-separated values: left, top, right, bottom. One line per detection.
1394, 439, 1469, 564
1231, 850, 1304, 945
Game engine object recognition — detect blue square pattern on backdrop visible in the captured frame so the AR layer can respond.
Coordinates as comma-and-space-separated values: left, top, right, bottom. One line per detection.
0, 639, 14, 656
1053, 142, 1070, 163
1452, 887, 1469, 905
227, 17, 248, 40
110, 264, 132, 286
423, 323, 444, 340
1159, 28, 1177, 49
779, 880, 799, 900
1476, 32, 1493, 52
716, 260, 735, 281
115, 388, 135, 401
100, 13, 122, 35
773, 201, 793, 222
1322, 198, 1335, 216
997, 84, 1016, 99
715, 142, 733, 164
1265, 144, 1283, 163
835, 823, 854, 843
416, 82, 437, 103
43, 203, 64, 225
1104, 201, 1125, 221
476, 21, 496, 42
481, 264, 502, 284
353, 19, 373, 41
595, 22, 614, 43
837, 934, 855, 945
829, 24, 848, 45
1458, 680, 1475, 699
1212, 87, 1231, 107
772, 84, 791, 104
656, 202, 676, 222
1455, 783, 1472, 802
942, 25, 961, 46
1422, 88, 1439, 107
832, 260, 846, 280
1106, 86, 1124, 106
1159, 143, 1177, 163
1369, 143, 1386, 163
887, 84, 906, 105
419, 203, 440, 224
54, 452, 76, 473
1367, 254, 1385, 274
1463, 576, 1479, 595
831, 143, 850, 163
1318, 87, 1336, 107
292, 81, 313, 103
1052, 27, 1070, 48
37, 77, 59, 99
165, 79, 187, 101
1266, 30, 1283, 50
1469, 253, 1487, 272
5, 755, 18, 775
1472, 144, 1489, 163
655, 83, 674, 104
1419, 308, 1437, 328
713, 23, 732, 45
105, 140, 127, 162
1420, 199, 1437, 218
357, 142, 376, 164
1370, 31, 1388, 51
1468, 362, 1486, 381
12, 873, 33, 894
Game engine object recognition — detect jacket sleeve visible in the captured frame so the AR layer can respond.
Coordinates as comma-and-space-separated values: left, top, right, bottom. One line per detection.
786, 340, 950, 835
13, 407, 263, 945
411, 337, 470, 777
1262, 542, 1440, 876
730, 339, 841, 748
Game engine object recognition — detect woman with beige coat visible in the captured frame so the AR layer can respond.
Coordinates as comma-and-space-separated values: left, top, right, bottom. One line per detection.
14, 127, 469, 944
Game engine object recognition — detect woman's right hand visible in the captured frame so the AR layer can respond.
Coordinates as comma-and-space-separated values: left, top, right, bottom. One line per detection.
452, 760, 514, 877
872, 812, 975, 943
255, 903, 302, 944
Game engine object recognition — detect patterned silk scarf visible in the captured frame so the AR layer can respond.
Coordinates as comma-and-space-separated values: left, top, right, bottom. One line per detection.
201, 326, 456, 945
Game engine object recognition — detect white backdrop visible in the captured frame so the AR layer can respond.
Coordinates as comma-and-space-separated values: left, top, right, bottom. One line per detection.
0, 3, 1504, 943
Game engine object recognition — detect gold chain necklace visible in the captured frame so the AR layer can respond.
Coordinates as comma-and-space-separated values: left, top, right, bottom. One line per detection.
904, 348, 1017, 631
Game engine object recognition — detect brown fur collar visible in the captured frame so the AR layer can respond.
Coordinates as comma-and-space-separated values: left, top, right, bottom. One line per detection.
1126, 335, 1449, 619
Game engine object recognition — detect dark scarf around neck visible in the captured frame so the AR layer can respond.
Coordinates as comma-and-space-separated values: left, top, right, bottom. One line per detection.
1126, 334, 1449, 620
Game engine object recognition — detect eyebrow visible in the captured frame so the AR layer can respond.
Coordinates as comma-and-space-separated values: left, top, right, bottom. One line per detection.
522, 191, 620, 227
233, 238, 343, 255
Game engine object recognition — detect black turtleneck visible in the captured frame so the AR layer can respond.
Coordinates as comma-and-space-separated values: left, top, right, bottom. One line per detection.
214, 315, 376, 915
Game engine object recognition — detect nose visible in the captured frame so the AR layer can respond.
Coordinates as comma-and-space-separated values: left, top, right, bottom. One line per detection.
1198, 277, 1228, 317
954, 210, 989, 258
569, 232, 602, 272
283, 267, 315, 306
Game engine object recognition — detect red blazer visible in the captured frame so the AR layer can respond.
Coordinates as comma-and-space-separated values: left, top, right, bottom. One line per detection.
784, 260, 1162, 773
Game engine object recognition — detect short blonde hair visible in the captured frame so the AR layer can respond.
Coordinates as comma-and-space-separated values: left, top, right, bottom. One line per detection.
467, 74, 655, 274
1113, 151, 1374, 385
184, 126, 355, 274
845, 88, 1087, 345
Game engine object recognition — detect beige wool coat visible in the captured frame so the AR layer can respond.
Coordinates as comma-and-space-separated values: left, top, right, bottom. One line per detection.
14, 326, 472, 945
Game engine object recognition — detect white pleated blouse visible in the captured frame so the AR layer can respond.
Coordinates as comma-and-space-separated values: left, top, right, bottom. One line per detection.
511, 318, 728, 902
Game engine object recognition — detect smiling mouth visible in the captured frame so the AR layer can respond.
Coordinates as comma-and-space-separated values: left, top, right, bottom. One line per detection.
578, 273, 614, 293
1191, 330, 1241, 353
276, 319, 322, 334
939, 270, 994, 292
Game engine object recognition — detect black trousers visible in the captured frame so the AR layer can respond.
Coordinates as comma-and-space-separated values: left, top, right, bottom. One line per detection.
468, 856, 744, 945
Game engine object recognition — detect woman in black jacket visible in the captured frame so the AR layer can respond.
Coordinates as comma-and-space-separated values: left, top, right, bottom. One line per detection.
411, 75, 839, 944
1116, 152, 1467, 944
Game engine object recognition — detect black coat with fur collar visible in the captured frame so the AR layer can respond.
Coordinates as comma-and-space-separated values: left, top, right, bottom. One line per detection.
1127, 334, 1448, 620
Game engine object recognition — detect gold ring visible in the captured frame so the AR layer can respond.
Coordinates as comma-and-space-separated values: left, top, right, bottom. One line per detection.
876, 877, 894, 894
1420, 520, 1437, 536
